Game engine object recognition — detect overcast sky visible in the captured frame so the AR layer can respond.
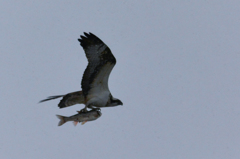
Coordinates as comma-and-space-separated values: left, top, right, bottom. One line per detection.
1, 1, 240, 158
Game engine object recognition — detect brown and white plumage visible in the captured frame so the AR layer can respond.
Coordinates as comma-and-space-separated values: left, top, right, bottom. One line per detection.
40, 32, 123, 110
39, 91, 84, 108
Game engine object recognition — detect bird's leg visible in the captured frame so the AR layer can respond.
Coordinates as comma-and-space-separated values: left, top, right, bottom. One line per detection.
87, 106, 94, 109
77, 105, 100, 113
87, 106, 101, 111
92, 108, 101, 111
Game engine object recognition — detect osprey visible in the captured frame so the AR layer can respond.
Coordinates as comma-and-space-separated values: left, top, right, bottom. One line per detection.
40, 32, 123, 112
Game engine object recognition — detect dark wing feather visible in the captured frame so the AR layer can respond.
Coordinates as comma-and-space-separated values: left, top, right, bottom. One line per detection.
58, 91, 84, 108
39, 91, 84, 108
78, 32, 116, 97
39, 95, 63, 103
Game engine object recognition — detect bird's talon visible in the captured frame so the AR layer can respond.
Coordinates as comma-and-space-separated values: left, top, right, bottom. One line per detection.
77, 108, 87, 114
93, 108, 101, 111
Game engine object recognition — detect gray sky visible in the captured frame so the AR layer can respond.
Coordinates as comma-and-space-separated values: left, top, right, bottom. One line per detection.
1, 1, 240, 158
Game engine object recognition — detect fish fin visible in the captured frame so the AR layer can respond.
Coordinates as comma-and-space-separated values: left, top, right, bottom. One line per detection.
81, 121, 87, 125
56, 115, 67, 126
73, 121, 78, 126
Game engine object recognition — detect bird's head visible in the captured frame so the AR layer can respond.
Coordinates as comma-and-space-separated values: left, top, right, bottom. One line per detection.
109, 97, 123, 106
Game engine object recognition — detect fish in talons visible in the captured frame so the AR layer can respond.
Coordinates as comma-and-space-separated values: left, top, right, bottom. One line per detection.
56, 109, 102, 126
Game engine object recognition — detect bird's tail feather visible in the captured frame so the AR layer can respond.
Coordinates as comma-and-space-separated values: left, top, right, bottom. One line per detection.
56, 115, 67, 126
39, 95, 64, 103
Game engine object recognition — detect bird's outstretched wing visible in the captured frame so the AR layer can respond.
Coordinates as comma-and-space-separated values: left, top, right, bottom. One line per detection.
40, 91, 84, 108
78, 32, 116, 97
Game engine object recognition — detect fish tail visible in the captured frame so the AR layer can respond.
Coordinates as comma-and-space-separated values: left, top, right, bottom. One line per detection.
56, 115, 67, 126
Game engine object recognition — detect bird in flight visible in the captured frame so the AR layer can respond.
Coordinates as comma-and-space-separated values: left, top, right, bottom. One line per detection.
40, 32, 123, 112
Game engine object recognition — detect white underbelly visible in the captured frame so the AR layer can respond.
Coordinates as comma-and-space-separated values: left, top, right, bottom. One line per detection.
86, 91, 110, 107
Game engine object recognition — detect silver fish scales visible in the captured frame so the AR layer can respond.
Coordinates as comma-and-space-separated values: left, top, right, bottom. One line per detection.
56, 109, 101, 126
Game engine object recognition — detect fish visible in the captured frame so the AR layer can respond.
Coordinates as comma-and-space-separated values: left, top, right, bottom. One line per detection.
56, 109, 102, 126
